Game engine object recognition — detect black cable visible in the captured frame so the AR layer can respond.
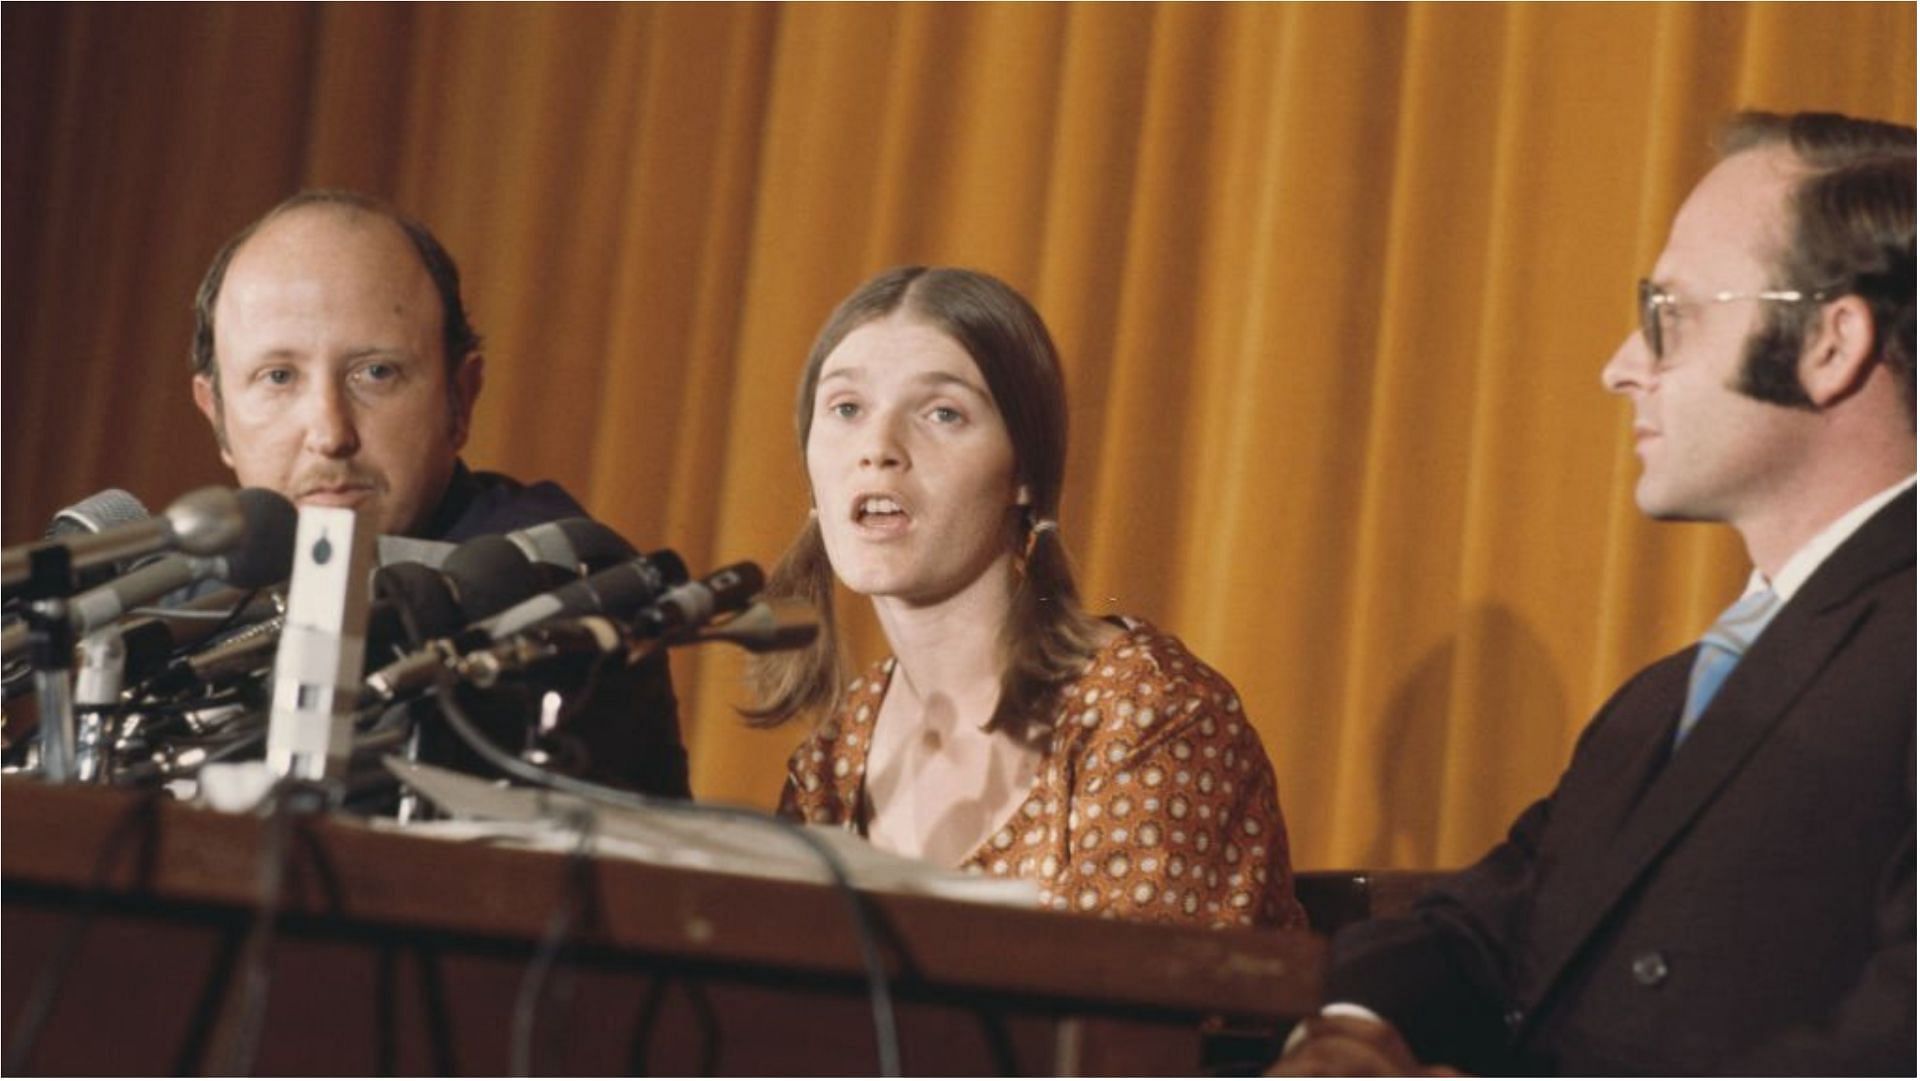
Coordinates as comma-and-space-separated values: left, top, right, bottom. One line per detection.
430, 672, 902, 1075
1, 788, 164, 1075
509, 807, 596, 1076
627, 975, 721, 1075
215, 778, 334, 1075
170, 928, 245, 1075
375, 944, 400, 1075
416, 945, 459, 1075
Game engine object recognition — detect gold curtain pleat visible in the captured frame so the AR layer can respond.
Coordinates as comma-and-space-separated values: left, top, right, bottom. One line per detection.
4, 1, 1911, 870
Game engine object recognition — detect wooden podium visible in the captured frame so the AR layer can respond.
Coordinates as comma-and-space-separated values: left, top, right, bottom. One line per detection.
1, 780, 1324, 1075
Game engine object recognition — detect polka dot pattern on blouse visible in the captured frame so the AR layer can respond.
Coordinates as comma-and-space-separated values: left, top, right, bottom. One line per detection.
778, 619, 1306, 930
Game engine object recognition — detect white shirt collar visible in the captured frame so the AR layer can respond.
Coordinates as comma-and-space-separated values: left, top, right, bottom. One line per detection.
1744, 475, 1916, 603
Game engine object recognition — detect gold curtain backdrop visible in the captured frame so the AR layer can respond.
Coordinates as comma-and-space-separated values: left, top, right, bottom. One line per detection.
4, 3, 1911, 870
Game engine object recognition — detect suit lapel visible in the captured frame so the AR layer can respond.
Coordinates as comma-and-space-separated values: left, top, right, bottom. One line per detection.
1522, 489, 1915, 1015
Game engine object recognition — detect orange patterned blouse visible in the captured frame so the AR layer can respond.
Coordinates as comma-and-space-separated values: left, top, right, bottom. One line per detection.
778, 619, 1306, 930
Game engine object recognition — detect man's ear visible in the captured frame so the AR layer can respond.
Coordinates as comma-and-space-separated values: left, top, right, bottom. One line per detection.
191, 373, 235, 469
1800, 295, 1879, 408
449, 351, 485, 448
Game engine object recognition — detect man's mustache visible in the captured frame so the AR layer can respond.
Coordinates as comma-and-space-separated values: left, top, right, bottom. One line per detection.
294, 470, 382, 496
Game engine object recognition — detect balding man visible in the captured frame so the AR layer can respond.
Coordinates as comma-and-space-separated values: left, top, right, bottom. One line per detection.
192, 191, 688, 798
193, 190, 582, 541
1277, 111, 1914, 1075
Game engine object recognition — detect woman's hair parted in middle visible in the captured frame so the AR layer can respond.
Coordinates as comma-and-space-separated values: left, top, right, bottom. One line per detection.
743, 265, 1109, 731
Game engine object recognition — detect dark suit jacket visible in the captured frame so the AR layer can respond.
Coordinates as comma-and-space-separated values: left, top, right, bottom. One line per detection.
1330, 490, 1915, 1076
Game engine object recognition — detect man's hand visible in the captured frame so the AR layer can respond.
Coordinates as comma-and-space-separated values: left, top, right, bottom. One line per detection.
1269, 1014, 1465, 1077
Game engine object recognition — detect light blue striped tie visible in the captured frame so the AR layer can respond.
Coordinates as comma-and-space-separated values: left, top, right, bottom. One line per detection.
1675, 587, 1783, 748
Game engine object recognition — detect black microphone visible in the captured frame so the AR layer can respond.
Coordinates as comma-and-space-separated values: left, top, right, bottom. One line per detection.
2, 487, 248, 594
369, 561, 469, 651
684, 600, 821, 654
633, 562, 765, 638
478, 550, 689, 639
440, 534, 549, 621
360, 550, 686, 705
371, 517, 637, 576
451, 562, 770, 688
456, 616, 631, 689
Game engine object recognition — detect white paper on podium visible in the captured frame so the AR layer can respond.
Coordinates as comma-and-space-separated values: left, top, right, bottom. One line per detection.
377, 758, 1039, 909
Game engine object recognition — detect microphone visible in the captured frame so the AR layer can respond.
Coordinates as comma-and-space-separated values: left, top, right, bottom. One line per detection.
145, 544, 507, 697
503, 518, 638, 575
376, 534, 457, 570
46, 488, 151, 539
43, 488, 153, 592
53, 489, 296, 642
51, 585, 284, 697
369, 561, 468, 650
633, 562, 765, 638
153, 613, 288, 690
440, 534, 549, 621
359, 550, 687, 705
295, 528, 573, 658
373, 518, 635, 575
684, 600, 820, 654
450, 562, 772, 688
3, 487, 248, 595
457, 616, 630, 689
478, 550, 689, 640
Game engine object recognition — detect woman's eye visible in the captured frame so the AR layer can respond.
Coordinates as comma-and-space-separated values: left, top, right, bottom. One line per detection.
829, 401, 860, 419
261, 368, 295, 387
929, 406, 963, 424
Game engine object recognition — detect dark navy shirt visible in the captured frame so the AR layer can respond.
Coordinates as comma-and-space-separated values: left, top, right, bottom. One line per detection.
421, 461, 593, 544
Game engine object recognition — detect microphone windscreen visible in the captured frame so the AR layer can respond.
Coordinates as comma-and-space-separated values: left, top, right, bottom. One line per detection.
708, 562, 765, 613
441, 534, 542, 619
372, 562, 467, 642
163, 487, 247, 557
573, 551, 682, 619
43, 488, 153, 591
47, 488, 150, 538
224, 489, 299, 588
509, 517, 637, 573
649, 549, 690, 589
560, 519, 640, 571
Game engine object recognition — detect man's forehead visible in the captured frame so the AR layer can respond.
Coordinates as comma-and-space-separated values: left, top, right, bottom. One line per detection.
231, 206, 425, 284
213, 206, 442, 351
1656, 146, 1802, 279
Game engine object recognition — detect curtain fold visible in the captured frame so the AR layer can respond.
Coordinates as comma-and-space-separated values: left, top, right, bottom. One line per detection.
4, 1, 1911, 869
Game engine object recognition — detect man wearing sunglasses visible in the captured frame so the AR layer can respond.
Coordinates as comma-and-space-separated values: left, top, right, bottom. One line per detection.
1277, 111, 1914, 1075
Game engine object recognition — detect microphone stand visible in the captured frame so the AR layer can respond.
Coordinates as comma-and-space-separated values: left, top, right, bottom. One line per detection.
18, 547, 81, 782
72, 626, 128, 783
23, 599, 78, 782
